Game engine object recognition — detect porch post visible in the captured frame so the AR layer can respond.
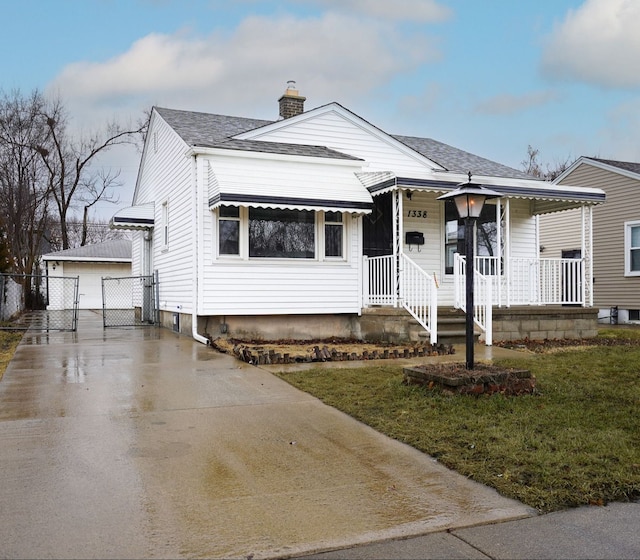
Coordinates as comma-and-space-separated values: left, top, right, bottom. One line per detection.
582, 204, 594, 307
393, 189, 402, 306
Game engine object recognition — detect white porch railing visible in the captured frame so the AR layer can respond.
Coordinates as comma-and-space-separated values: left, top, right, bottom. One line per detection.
399, 253, 438, 345
474, 256, 585, 306
454, 255, 493, 345
363, 254, 438, 344
363, 253, 585, 347
363, 255, 398, 306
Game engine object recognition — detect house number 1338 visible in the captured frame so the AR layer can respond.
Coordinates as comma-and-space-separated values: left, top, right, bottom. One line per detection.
407, 210, 427, 218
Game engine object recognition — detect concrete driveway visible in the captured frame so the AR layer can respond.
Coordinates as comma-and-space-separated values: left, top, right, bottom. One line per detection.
0, 311, 534, 559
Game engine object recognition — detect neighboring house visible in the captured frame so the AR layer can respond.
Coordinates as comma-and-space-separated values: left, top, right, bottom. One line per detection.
539, 157, 640, 324
42, 239, 132, 309
111, 84, 605, 345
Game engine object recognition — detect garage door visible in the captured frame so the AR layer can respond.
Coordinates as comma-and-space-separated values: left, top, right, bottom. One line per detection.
64, 263, 131, 309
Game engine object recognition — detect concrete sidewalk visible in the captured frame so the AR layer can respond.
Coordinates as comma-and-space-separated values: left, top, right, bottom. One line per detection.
0, 311, 534, 559
299, 500, 640, 559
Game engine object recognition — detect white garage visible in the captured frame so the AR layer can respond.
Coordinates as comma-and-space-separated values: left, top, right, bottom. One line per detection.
42, 240, 132, 310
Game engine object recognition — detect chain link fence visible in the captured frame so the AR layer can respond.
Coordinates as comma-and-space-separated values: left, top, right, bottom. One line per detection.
0, 273, 79, 331
102, 275, 158, 327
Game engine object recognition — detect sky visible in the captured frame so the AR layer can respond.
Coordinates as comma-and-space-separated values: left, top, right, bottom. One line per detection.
2, 0, 640, 220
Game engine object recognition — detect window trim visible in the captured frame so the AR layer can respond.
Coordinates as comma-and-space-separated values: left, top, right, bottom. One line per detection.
214, 206, 348, 262
624, 220, 640, 277
442, 200, 498, 275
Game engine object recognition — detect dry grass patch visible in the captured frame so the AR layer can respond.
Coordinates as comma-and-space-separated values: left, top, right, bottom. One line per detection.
0, 331, 22, 381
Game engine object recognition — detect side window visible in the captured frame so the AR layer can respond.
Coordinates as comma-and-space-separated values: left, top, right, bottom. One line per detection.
219, 206, 240, 255
625, 221, 640, 276
324, 211, 344, 258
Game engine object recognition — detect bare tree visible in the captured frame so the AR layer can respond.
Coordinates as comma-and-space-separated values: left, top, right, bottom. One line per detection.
521, 145, 572, 181
0, 90, 51, 276
36, 98, 146, 249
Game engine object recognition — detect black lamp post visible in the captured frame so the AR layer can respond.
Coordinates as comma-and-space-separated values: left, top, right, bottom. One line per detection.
438, 175, 501, 369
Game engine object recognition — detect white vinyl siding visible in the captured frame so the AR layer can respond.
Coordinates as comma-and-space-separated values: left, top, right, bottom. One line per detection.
134, 113, 195, 314
202, 221, 361, 315
236, 109, 442, 176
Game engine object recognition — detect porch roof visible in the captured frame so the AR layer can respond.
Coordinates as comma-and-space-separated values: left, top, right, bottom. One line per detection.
109, 203, 155, 230
360, 173, 606, 214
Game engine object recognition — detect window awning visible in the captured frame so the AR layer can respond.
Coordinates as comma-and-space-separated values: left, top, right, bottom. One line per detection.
110, 203, 155, 230
207, 160, 373, 214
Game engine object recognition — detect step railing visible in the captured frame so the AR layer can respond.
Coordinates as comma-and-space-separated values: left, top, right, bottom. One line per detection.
399, 253, 438, 345
454, 254, 493, 345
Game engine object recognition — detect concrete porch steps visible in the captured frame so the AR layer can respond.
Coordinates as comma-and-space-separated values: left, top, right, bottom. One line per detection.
417, 309, 481, 345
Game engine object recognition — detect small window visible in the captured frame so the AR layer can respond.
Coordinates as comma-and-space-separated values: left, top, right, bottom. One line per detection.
624, 221, 640, 276
628, 309, 640, 321
219, 206, 240, 255
324, 211, 343, 258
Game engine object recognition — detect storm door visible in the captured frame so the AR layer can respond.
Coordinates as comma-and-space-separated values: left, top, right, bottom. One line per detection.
363, 191, 393, 257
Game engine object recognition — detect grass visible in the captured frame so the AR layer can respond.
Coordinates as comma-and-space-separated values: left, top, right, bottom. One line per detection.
274, 328, 640, 513
0, 330, 22, 381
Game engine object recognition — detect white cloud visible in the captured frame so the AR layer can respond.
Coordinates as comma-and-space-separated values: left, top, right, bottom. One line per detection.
47, 12, 439, 126
474, 90, 561, 115
295, 0, 452, 22
541, 0, 640, 89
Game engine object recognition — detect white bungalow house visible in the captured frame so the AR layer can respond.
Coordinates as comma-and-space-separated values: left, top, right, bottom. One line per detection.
111, 84, 604, 345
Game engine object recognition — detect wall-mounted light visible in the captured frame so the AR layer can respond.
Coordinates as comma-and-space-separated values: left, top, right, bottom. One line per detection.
406, 191, 413, 200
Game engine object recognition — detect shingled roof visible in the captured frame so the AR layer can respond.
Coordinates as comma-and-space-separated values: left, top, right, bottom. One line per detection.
392, 134, 532, 179
154, 107, 361, 161
588, 157, 640, 177
155, 105, 531, 179
42, 239, 132, 261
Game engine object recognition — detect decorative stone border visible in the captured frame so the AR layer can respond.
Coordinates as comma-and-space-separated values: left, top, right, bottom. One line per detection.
403, 363, 536, 396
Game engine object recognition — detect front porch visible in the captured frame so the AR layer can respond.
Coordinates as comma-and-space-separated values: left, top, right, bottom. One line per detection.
363, 252, 594, 345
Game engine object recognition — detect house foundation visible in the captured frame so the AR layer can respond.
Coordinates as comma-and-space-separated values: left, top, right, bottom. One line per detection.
162, 306, 599, 344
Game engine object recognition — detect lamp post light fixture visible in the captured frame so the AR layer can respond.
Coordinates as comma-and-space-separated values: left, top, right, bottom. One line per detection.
438, 174, 501, 369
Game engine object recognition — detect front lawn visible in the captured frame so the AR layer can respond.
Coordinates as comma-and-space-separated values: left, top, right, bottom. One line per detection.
274, 329, 640, 513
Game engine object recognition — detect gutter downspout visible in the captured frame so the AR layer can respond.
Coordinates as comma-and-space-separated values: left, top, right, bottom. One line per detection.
191, 151, 209, 345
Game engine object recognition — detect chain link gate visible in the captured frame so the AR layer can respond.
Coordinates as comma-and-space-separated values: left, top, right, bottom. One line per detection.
101, 273, 158, 327
0, 273, 79, 331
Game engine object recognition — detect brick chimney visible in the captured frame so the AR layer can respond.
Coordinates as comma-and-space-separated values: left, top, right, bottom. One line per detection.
278, 81, 306, 119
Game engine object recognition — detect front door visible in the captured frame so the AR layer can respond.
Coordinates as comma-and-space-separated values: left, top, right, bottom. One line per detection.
363, 191, 393, 257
